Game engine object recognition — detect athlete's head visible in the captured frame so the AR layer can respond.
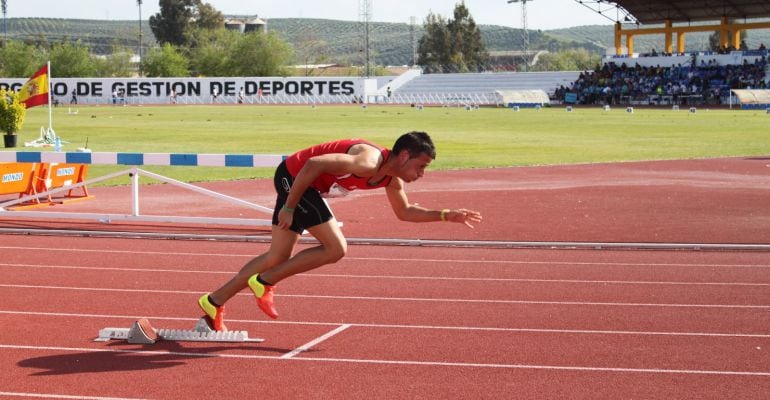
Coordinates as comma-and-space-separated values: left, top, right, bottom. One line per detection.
392, 131, 435, 182
392, 131, 436, 160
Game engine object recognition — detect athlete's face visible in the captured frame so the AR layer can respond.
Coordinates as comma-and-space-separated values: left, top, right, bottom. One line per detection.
398, 152, 433, 182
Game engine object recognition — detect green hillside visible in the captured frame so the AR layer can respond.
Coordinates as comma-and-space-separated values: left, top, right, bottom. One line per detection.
2, 17, 600, 66
3, 17, 770, 67
266, 19, 604, 66
2, 18, 151, 54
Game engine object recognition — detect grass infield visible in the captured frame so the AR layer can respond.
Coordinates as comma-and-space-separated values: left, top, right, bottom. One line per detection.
10, 104, 770, 184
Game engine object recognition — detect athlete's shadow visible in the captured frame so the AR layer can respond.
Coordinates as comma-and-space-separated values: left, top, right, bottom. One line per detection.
18, 341, 298, 376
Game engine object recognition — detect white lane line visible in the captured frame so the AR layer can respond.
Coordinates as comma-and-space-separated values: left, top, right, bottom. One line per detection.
0, 245, 249, 257
2, 284, 769, 309
0, 262, 233, 275
281, 324, 352, 359
3, 310, 770, 339
0, 392, 147, 400
2, 263, 768, 287
305, 273, 770, 287
0, 246, 767, 269
283, 293, 770, 309
2, 344, 769, 377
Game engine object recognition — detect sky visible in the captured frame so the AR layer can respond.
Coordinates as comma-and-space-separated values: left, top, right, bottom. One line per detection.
3, 0, 616, 30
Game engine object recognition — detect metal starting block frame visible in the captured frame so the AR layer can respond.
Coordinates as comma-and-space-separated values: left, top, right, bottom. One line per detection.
95, 317, 264, 344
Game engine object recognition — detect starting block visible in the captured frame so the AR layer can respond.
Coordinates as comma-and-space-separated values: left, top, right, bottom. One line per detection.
94, 317, 264, 344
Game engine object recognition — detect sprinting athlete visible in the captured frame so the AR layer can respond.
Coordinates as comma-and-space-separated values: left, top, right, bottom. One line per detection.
198, 131, 482, 330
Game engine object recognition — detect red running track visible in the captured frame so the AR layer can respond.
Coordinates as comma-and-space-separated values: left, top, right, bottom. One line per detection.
4, 156, 770, 244
1, 158, 769, 398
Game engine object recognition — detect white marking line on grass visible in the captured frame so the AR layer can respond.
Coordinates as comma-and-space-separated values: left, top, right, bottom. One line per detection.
2, 284, 769, 309
3, 263, 769, 287
0, 245, 768, 269
2, 344, 769, 377
0, 392, 147, 400
281, 324, 352, 359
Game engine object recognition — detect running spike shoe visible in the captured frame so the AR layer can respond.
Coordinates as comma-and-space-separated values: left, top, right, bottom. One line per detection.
247, 274, 279, 319
198, 294, 227, 331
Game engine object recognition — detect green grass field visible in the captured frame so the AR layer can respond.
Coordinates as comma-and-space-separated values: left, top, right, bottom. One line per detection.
7, 104, 770, 183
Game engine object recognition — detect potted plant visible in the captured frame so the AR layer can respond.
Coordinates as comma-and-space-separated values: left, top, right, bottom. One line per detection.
0, 88, 27, 148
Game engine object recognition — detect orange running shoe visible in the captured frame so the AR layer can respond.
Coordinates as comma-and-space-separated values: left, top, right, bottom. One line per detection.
198, 294, 227, 331
247, 274, 278, 319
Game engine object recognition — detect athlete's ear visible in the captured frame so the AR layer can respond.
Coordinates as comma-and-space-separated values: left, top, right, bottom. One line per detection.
396, 149, 411, 163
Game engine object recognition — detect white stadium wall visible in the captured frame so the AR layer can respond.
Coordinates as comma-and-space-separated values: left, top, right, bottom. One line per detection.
0, 77, 366, 105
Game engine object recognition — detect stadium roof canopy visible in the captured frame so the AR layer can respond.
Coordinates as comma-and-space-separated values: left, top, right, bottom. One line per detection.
581, 1, 770, 25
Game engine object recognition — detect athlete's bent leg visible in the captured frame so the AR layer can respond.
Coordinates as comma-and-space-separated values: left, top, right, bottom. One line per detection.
208, 226, 300, 305
247, 218, 346, 319
258, 218, 347, 285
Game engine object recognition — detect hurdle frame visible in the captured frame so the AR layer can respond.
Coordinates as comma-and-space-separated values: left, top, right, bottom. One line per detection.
0, 151, 284, 227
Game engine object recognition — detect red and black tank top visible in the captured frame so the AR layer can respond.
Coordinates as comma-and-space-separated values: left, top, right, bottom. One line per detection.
284, 139, 393, 197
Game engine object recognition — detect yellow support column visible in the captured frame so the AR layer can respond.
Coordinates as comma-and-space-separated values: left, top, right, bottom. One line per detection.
613, 19, 770, 55
720, 16, 729, 50
664, 20, 673, 54
677, 32, 686, 54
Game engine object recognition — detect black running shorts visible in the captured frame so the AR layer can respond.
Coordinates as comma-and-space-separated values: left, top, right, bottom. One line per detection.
272, 161, 334, 234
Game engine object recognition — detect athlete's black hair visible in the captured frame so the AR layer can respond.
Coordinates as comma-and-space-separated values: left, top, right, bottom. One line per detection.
392, 131, 436, 159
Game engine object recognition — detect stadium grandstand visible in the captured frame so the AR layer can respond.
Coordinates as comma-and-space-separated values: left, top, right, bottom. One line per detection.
387, 0, 770, 109
548, 0, 770, 107
387, 71, 578, 107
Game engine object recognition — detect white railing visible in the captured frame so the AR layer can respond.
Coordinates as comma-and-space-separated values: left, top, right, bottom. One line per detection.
389, 92, 498, 106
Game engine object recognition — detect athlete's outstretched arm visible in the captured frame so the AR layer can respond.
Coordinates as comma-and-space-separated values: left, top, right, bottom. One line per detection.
385, 178, 482, 228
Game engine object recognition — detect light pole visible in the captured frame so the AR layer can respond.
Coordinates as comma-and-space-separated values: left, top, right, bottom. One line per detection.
359, 0, 372, 77
409, 16, 416, 67
1, 0, 8, 43
507, 0, 534, 71
137, 0, 143, 76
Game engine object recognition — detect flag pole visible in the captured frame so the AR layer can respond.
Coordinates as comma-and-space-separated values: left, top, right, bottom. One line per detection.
47, 61, 53, 132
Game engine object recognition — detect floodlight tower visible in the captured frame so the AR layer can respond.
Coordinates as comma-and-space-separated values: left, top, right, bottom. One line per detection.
137, 0, 143, 76
507, 0, 534, 71
359, 0, 373, 77
409, 16, 416, 66
2, 0, 8, 43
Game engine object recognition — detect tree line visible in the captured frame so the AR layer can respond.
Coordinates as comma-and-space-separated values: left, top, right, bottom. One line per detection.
0, 0, 602, 78
0, 0, 294, 78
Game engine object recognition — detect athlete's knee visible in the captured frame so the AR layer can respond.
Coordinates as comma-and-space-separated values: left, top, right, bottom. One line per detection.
265, 252, 291, 268
324, 241, 347, 263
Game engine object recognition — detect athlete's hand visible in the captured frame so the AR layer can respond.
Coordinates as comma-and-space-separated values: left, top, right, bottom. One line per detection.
277, 208, 294, 230
448, 208, 482, 228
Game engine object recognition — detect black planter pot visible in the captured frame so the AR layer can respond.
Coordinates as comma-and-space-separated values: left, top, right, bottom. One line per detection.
3, 134, 18, 148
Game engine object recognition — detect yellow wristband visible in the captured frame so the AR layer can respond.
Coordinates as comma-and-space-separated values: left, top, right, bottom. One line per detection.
440, 209, 450, 221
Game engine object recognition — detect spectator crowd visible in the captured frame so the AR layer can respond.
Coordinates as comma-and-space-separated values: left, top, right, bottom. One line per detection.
554, 51, 768, 106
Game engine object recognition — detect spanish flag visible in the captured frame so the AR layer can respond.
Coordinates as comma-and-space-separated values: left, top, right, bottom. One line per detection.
18, 65, 50, 108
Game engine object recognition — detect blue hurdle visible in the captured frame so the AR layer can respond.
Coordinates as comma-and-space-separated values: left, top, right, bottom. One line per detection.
0, 151, 285, 168
0, 151, 287, 229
